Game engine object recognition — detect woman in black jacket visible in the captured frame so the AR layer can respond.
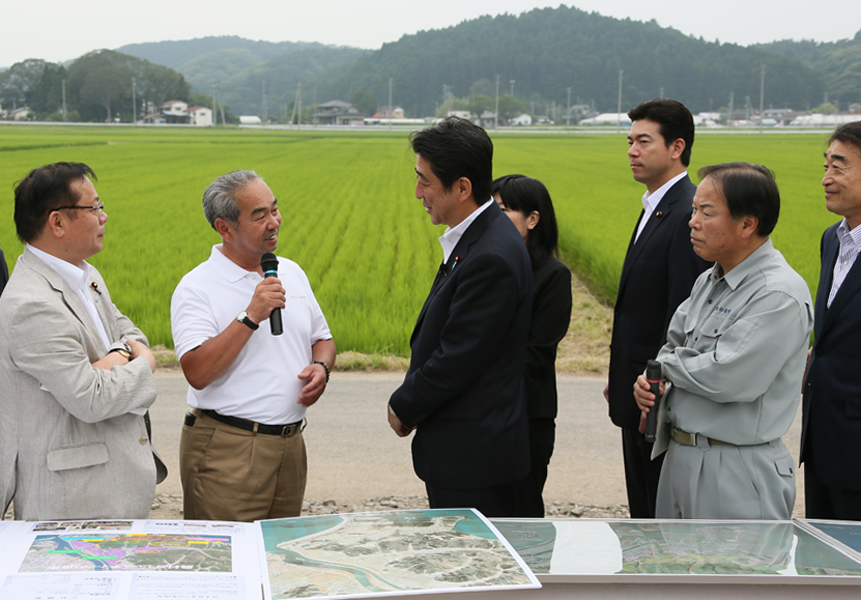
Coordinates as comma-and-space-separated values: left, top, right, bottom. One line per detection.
492, 175, 572, 517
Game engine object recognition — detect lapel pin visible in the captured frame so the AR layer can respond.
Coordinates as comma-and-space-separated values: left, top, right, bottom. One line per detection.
655, 211, 663, 218
90, 281, 102, 295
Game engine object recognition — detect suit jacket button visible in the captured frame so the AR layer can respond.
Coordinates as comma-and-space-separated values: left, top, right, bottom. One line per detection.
139, 437, 148, 445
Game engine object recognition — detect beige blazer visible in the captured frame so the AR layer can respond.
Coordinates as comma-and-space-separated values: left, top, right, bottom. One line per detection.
0, 249, 165, 521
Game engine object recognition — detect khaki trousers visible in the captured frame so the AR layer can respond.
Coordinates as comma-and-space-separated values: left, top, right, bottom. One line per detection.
180, 409, 307, 522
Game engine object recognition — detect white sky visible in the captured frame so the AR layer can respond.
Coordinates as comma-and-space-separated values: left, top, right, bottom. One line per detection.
2, 1, 858, 68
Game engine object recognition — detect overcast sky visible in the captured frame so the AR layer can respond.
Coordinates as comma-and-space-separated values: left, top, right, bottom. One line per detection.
2, 0, 858, 68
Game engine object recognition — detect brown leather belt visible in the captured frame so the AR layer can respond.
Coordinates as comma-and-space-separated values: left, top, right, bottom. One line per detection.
200, 409, 304, 437
671, 427, 732, 447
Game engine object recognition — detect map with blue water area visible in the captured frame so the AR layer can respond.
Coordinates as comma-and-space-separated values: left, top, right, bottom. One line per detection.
19, 533, 232, 572
260, 509, 536, 599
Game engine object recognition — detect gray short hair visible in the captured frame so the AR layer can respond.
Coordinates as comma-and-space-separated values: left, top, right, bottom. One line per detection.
202, 170, 263, 229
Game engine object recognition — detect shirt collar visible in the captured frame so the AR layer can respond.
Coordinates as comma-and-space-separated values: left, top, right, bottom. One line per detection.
837, 218, 861, 249
439, 197, 494, 263
26, 243, 92, 291
210, 244, 263, 283
716, 238, 775, 290
641, 171, 687, 214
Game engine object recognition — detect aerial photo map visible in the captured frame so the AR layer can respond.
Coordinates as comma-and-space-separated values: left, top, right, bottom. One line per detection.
492, 519, 861, 578
19, 533, 232, 572
259, 509, 538, 600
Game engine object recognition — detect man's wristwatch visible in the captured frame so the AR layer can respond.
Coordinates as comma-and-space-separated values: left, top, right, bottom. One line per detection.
237, 310, 259, 331
108, 342, 132, 361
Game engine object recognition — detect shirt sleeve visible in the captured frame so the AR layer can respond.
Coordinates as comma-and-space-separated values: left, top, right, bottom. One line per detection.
8, 296, 156, 424
170, 279, 219, 360
659, 289, 812, 403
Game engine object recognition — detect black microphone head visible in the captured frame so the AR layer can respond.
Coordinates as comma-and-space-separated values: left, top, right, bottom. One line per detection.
261, 252, 279, 275
646, 359, 662, 380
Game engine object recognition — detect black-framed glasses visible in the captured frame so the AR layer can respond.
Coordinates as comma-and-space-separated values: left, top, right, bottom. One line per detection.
54, 202, 105, 213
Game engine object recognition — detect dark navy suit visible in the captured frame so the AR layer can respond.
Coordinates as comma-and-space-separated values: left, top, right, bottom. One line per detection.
606, 174, 710, 517
389, 202, 533, 517
801, 222, 861, 520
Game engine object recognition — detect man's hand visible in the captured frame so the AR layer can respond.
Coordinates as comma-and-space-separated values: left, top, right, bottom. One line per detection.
92, 339, 156, 373
603, 383, 609, 403
246, 276, 286, 325
128, 339, 157, 373
297, 363, 327, 407
633, 374, 664, 413
387, 406, 413, 437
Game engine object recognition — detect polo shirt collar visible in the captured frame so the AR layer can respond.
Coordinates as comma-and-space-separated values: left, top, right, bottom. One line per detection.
210, 244, 262, 283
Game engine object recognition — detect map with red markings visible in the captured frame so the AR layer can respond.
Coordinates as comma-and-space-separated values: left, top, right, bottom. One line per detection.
19, 533, 232, 572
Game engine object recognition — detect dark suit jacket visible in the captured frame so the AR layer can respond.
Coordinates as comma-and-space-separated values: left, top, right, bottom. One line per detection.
0, 249, 8, 297
801, 223, 861, 491
389, 202, 533, 490
526, 256, 572, 420
607, 175, 710, 430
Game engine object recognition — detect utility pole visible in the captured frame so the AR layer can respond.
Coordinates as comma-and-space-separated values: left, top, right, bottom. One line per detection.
509, 79, 515, 97
616, 70, 624, 134
61, 79, 67, 122
131, 78, 136, 125
262, 80, 267, 124
295, 82, 302, 128
494, 75, 500, 130
728, 91, 734, 129
388, 77, 393, 131
566, 87, 572, 127
759, 64, 766, 134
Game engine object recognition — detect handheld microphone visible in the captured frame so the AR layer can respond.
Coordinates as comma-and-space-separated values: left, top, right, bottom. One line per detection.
644, 359, 662, 443
260, 253, 283, 336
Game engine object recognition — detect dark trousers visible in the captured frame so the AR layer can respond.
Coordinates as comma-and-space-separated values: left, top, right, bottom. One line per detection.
513, 419, 555, 518
426, 480, 520, 518
805, 453, 861, 521
622, 427, 665, 518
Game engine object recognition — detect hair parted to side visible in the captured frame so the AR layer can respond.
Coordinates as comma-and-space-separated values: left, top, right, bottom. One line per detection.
627, 99, 695, 167
829, 121, 861, 154
698, 162, 780, 237
202, 170, 262, 230
491, 174, 559, 268
13, 162, 97, 243
410, 116, 493, 204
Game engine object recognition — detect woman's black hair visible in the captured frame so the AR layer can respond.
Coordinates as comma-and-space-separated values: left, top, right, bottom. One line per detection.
491, 174, 559, 268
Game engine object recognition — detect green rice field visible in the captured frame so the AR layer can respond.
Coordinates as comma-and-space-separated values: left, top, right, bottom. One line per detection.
0, 125, 842, 355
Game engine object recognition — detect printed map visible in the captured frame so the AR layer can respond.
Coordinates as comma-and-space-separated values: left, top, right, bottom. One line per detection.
260, 509, 536, 599
19, 533, 232, 573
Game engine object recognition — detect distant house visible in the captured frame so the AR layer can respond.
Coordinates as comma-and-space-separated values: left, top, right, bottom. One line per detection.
141, 100, 212, 126
447, 110, 471, 120
373, 106, 405, 119
313, 100, 364, 125
188, 106, 212, 127
510, 113, 532, 126
479, 111, 497, 129
579, 113, 631, 126
11, 107, 33, 121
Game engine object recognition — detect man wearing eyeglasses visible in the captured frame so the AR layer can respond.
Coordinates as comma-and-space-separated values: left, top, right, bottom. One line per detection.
0, 162, 165, 521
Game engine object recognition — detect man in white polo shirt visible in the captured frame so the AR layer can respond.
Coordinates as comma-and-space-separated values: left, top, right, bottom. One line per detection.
171, 170, 335, 522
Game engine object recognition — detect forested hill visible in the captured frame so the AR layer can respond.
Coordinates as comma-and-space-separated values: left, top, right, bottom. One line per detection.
323, 6, 824, 116
755, 30, 861, 108
117, 36, 328, 70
